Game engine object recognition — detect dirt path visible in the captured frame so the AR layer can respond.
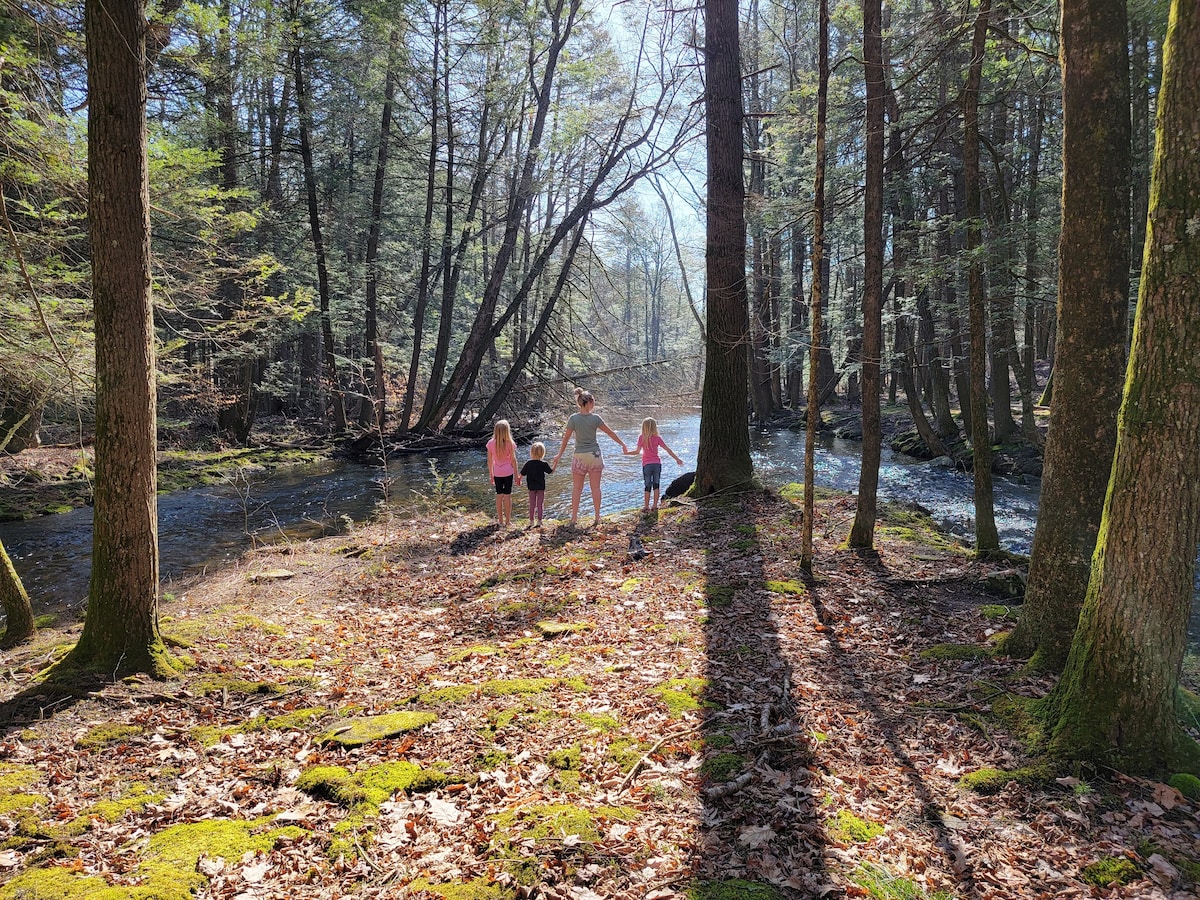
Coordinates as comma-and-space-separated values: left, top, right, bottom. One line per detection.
0, 490, 1196, 899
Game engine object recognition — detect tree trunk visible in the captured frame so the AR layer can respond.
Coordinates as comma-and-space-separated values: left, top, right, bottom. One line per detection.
295, 43, 346, 433
801, 0, 829, 574
0, 539, 34, 648
849, 0, 884, 549
401, 8, 441, 432
361, 28, 400, 433
67, 0, 171, 677
696, 0, 753, 496
1046, 0, 1200, 774
963, 0, 1000, 555
1007, 0, 1131, 668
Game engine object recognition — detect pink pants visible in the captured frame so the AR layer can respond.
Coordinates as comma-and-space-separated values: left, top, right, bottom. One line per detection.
528, 490, 545, 521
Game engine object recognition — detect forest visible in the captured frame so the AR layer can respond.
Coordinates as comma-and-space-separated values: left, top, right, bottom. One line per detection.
2, 0, 1200, 897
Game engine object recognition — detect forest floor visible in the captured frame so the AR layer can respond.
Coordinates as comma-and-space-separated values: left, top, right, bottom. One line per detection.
1, 487, 1198, 900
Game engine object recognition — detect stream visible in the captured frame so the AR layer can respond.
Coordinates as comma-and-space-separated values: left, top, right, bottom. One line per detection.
2, 407, 1196, 647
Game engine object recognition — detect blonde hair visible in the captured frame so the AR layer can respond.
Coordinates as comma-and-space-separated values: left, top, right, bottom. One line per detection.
641, 417, 659, 442
574, 387, 594, 409
493, 419, 513, 454
530, 441, 546, 460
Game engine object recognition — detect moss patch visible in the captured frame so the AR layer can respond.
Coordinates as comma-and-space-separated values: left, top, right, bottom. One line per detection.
1169, 772, 1200, 800
575, 711, 621, 732
418, 684, 478, 705
688, 880, 783, 900
190, 673, 284, 697
492, 802, 637, 845
764, 579, 806, 596
447, 644, 501, 663
650, 677, 710, 717
704, 584, 736, 609
82, 783, 164, 823
76, 723, 144, 750
320, 711, 437, 747
267, 707, 327, 730
295, 760, 447, 811
959, 763, 1054, 795
407, 877, 516, 899
1080, 855, 1140, 888
829, 809, 885, 843
699, 753, 744, 783
920, 643, 989, 662
535, 621, 594, 638
849, 862, 954, 899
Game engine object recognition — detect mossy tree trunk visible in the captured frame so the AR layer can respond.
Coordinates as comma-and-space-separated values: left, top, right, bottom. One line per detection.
65, 0, 172, 678
1046, 0, 1200, 775
0, 540, 35, 648
1006, 0, 1131, 670
695, 0, 754, 497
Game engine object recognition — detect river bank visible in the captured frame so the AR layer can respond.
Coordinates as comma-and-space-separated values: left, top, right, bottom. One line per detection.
1, 489, 1196, 899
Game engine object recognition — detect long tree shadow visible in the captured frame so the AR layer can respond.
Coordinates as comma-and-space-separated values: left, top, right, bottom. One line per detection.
681, 492, 829, 896
802, 543, 983, 894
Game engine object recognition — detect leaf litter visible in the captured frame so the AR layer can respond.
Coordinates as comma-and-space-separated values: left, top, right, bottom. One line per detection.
1, 489, 1198, 899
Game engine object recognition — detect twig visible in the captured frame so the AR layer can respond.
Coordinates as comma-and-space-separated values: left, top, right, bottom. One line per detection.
617, 729, 684, 794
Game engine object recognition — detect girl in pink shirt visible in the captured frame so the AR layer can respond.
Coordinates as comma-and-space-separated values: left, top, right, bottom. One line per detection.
625, 417, 683, 511
487, 419, 521, 526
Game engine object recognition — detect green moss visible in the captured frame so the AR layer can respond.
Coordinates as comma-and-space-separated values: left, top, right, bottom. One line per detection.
704, 584, 736, 609
980, 604, 1016, 621
77, 723, 144, 750
447, 644, 501, 663
231, 613, 286, 636
576, 711, 621, 731
1080, 856, 1140, 888
550, 770, 582, 792
407, 877, 516, 899
620, 578, 643, 593
191, 673, 284, 696
920, 643, 989, 662
268, 657, 315, 669
477, 749, 512, 769
296, 760, 447, 811
699, 753, 744, 782
535, 621, 594, 638
492, 802, 637, 845
959, 763, 1054, 795
190, 715, 267, 748
764, 579, 806, 596
480, 676, 584, 696
849, 862, 955, 899
418, 684, 478, 705
1168, 772, 1200, 800
650, 677, 710, 717
609, 737, 652, 772
547, 745, 581, 770
266, 707, 326, 730
0, 793, 44, 816
320, 711, 437, 747
829, 809, 885, 843
0, 763, 40, 792
0, 817, 304, 900
82, 783, 164, 823
688, 880, 783, 900
704, 732, 733, 750
32, 614, 58, 629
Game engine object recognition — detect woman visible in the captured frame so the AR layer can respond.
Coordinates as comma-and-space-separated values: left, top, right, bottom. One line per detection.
551, 387, 628, 527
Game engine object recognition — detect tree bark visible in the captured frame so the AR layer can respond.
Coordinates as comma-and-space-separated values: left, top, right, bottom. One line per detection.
295, 41, 347, 433
1007, 0, 1131, 667
848, 0, 884, 548
1046, 0, 1200, 774
0, 539, 34, 648
695, 0, 753, 496
801, 0, 829, 574
963, 0, 1000, 555
67, 0, 171, 677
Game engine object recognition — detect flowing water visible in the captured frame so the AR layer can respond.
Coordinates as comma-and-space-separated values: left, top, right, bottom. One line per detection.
2, 406, 1196, 646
